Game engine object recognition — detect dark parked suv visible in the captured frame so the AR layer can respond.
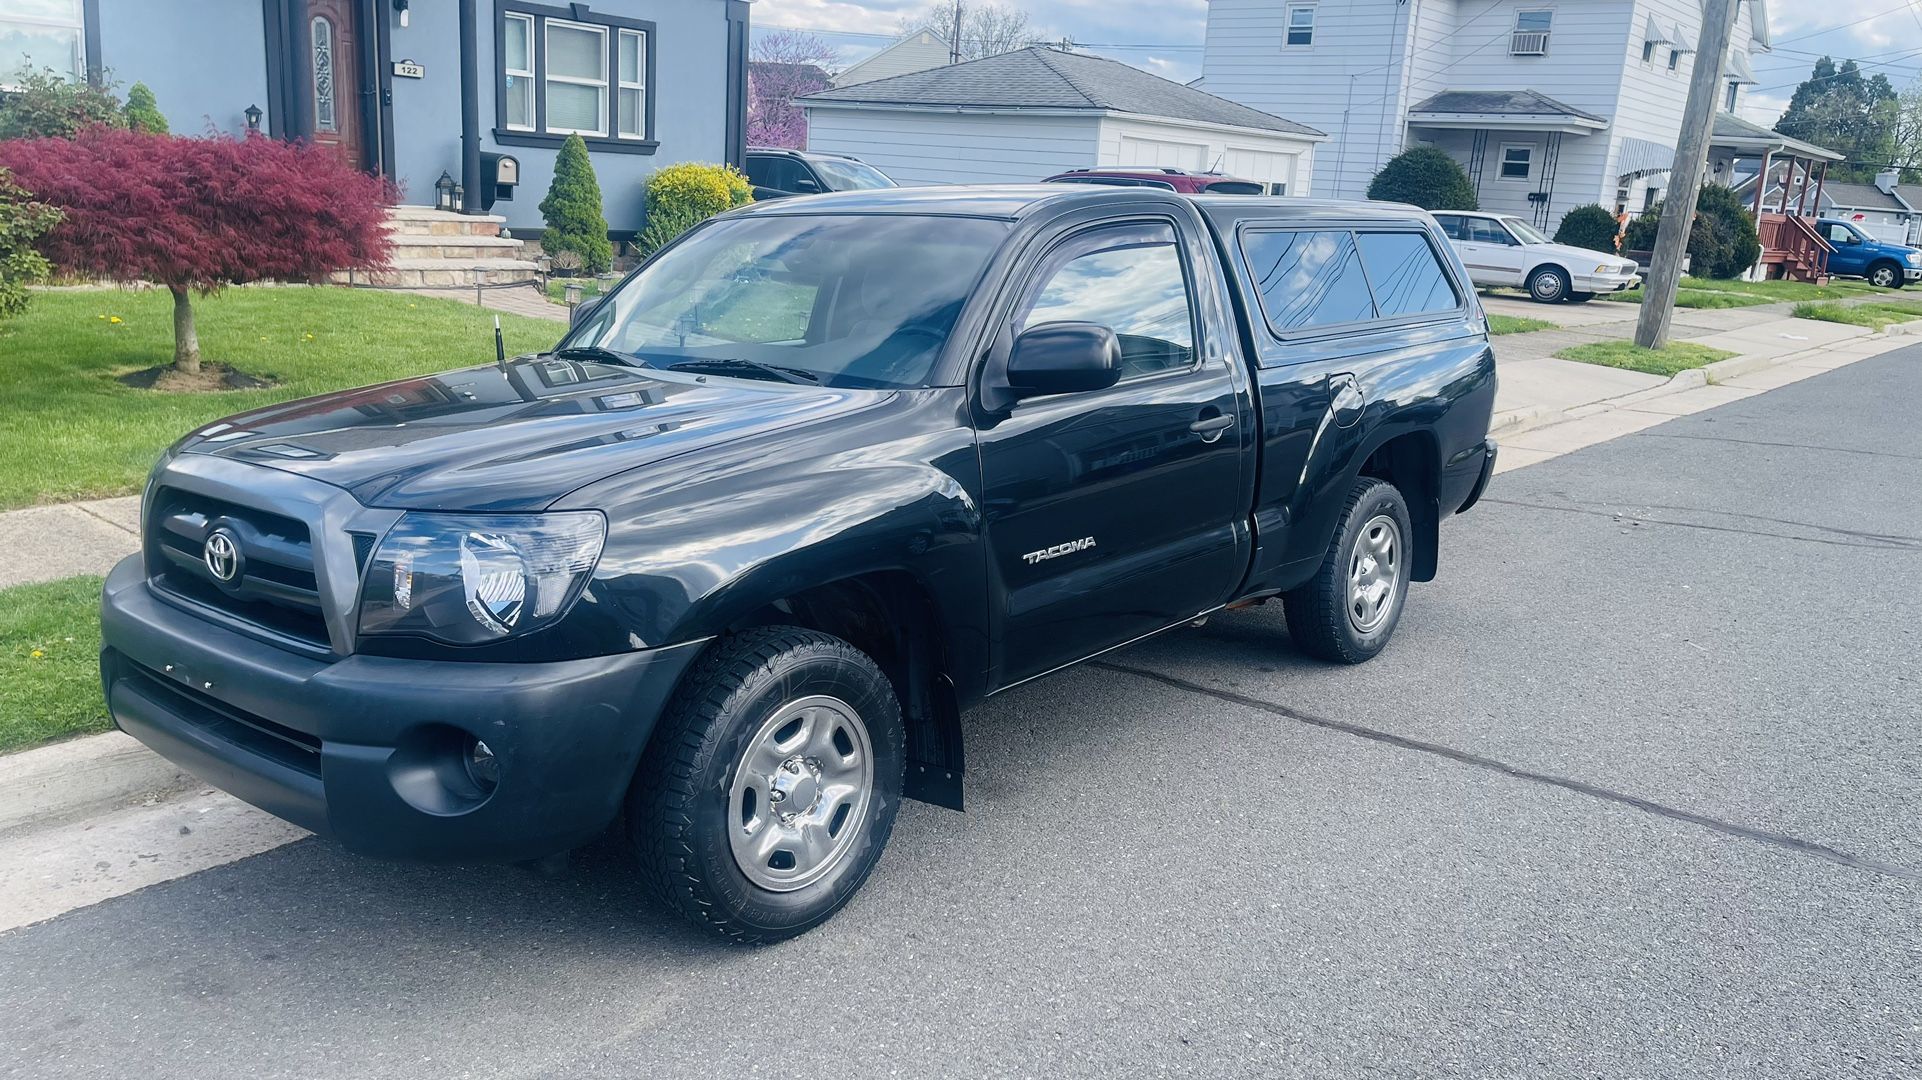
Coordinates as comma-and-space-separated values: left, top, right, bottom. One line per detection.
1042, 167, 1272, 194
103, 187, 1496, 942
743, 147, 896, 200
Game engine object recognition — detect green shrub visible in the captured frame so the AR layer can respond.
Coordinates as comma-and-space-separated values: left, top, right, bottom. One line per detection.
537, 134, 612, 274
1554, 204, 1619, 253
1366, 146, 1477, 211
0, 68, 125, 140
1622, 186, 1762, 280
637, 162, 753, 256
0, 168, 62, 322
122, 82, 168, 133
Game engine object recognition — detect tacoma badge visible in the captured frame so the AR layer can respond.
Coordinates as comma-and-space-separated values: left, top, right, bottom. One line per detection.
1022, 537, 1096, 565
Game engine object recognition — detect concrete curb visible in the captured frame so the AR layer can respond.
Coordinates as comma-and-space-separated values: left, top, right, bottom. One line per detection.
1501, 322, 1914, 440
0, 731, 198, 838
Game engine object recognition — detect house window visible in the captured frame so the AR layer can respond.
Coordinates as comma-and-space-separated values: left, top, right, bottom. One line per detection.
617, 29, 646, 138
1668, 49, 1681, 71
0, 0, 85, 86
500, 5, 655, 144
1724, 81, 1738, 112
1284, 5, 1315, 47
311, 16, 337, 133
1498, 144, 1532, 181
503, 12, 535, 130
1511, 10, 1551, 55
545, 19, 608, 137
1641, 40, 1656, 64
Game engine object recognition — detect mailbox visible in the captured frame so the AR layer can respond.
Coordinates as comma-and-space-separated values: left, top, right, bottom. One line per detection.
478, 152, 520, 210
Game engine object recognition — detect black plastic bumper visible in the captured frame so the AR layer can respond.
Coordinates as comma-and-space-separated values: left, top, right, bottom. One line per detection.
1442, 438, 1498, 515
99, 555, 705, 862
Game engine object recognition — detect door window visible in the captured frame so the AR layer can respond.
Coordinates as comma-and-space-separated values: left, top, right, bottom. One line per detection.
1017, 224, 1196, 381
311, 16, 337, 133
1431, 214, 1464, 240
1240, 229, 1375, 333
1826, 223, 1857, 245
1464, 217, 1514, 245
1355, 232, 1459, 317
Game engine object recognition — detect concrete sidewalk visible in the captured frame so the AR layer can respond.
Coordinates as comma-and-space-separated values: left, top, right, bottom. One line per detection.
0, 304, 1908, 590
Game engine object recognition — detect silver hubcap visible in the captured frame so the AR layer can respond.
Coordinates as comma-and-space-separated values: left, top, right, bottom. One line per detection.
1532, 273, 1562, 300
1872, 268, 1894, 287
1347, 514, 1402, 634
727, 695, 873, 892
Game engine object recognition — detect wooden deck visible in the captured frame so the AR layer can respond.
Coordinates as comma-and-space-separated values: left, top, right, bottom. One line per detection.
1757, 212, 1832, 284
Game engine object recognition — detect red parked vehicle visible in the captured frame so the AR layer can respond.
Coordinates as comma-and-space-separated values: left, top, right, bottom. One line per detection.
1040, 167, 1272, 195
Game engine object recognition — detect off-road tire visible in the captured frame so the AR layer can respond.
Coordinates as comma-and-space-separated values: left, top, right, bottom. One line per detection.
1282, 477, 1413, 664
628, 626, 905, 944
1527, 266, 1570, 303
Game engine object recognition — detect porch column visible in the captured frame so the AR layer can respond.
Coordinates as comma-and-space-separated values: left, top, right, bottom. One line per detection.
1795, 157, 1812, 216
458, 0, 483, 214
1752, 148, 1770, 217
1813, 161, 1828, 218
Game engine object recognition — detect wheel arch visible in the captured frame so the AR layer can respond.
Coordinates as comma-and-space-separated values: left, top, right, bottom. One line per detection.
1355, 429, 1442, 581
1527, 261, 1571, 299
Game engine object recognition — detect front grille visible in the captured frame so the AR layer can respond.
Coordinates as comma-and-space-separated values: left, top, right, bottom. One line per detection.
146, 487, 332, 650
121, 658, 323, 777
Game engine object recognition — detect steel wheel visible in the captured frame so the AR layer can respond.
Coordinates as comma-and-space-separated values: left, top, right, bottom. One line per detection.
727, 694, 874, 892
1346, 513, 1402, 634
1869, 264, 1898, 288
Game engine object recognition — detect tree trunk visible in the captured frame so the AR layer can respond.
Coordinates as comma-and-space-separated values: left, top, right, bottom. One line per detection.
170, 285, 201, 375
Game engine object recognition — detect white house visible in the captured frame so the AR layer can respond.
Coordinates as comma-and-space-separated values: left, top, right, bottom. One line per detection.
1202, 0, 1785, 231
799, 47, 1325, 192
833, 29, 951, 87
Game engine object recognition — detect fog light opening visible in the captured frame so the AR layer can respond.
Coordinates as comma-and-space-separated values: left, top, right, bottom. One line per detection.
466, 738, 500, 792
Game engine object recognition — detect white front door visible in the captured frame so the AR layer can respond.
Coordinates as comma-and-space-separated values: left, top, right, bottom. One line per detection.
1115, 135, 1209, 172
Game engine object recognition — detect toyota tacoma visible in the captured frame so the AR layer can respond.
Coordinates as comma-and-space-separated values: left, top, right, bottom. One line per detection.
102, 187, 1497, 941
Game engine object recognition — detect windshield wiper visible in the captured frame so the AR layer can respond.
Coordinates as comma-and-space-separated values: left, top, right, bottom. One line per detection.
665, 358, 819, 385
553, 345, 651, 368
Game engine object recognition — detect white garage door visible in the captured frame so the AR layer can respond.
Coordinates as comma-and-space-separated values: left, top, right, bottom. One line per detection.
1116, 135, 1209, 172
1221, 147, 1298, 194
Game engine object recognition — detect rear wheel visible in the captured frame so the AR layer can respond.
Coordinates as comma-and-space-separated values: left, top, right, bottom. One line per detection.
1867, 262, 1903, 289
628, 626, 905, 943
1283, 478, 1413, 664
1527, 266, 1570, 303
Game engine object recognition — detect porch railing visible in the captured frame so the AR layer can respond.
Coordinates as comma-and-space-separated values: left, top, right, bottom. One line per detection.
1757, 212, 1832, 282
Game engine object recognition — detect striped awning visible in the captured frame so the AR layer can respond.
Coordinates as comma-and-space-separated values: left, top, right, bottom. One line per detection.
1616, 137, 1675, 180
1726, 50, 1758, 85
1642, 14, 1673, 46
1669, 23, 1695, 54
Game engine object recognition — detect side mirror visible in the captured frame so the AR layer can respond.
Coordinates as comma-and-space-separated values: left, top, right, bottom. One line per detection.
569, 295, 606, 328
1007, 322, 1123, 397
794, 177, 822, 194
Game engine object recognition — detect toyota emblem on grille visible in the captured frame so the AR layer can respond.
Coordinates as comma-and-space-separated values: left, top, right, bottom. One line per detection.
203, 529, 241, 582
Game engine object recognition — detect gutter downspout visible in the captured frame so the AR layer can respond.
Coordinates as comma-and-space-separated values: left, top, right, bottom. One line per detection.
458, 0, 483, 214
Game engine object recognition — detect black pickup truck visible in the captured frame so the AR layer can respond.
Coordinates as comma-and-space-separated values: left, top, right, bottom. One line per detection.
102, 187, 1496, 941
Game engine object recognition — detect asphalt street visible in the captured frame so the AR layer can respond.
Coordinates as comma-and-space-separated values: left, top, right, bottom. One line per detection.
3, 346, 1918, 1079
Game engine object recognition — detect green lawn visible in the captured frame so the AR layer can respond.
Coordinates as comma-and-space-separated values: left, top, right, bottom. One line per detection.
0, 576, 106, 754
1487, 313, 1556, 335
1603, 277, 1896, 306
0, 287, 564, 509
1601, 288, 1774, 309
1791, 300, 1922, 330
543, 277, 612, 304
1554, 340, 1738, 377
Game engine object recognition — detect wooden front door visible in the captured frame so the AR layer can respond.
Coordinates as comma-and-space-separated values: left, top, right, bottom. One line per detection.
306, 0, 363, 166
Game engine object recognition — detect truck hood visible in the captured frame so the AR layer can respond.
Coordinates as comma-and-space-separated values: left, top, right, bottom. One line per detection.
177, 357, 876, 511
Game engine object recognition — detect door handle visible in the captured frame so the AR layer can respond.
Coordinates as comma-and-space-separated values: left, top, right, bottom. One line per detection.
1189, 413, 1235, 442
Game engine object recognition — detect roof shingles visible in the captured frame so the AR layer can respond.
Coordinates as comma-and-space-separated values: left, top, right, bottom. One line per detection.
800, 47, 1323, 137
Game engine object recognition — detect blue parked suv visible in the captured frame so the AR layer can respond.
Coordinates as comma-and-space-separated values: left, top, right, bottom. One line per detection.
1817, 219, 1921, 288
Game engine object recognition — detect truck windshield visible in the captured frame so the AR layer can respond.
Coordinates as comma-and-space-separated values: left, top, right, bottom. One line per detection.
562, 214, 1008, 389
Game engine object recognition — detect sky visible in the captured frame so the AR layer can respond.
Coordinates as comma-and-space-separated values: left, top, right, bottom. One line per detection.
751, 0, 1922, 127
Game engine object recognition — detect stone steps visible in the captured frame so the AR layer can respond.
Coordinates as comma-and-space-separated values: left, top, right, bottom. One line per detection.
335, 205, 541, 286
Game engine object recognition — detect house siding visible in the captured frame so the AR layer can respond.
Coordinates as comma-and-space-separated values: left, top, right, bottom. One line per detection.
832, 31, 949, 87
804, 108, 1102, 185
1095, 115, 1316, 194
94, 0, 269, 136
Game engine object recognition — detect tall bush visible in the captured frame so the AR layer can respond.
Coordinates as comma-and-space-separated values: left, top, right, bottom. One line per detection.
538, 134, 612, 274
1622, 185, 1762, 279
123, 82, 168, 134
0, 68, 125, 140
637, 162, 752, 256
1366, 146, 1478, 211
0, 129, 392, 373
0, 168, 62, 322
1553, 204, 1620, 253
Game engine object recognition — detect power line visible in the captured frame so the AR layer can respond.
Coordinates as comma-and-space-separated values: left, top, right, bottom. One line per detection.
1771, 2, 1922, 46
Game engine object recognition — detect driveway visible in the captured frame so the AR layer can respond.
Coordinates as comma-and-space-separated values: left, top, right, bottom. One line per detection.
2, 347, 1918, 1079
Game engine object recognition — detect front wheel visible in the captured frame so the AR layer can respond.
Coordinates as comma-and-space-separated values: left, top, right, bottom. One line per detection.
628, 626, 905, 943
1867, 262, 1902, 289
1283, 478, 1413, 664
1527, 266, 1570, 303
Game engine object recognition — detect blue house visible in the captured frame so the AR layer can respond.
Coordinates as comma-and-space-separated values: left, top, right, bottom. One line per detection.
3, 1, 749, 241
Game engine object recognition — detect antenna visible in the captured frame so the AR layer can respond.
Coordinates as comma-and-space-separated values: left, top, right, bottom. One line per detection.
494, 314, 507, 371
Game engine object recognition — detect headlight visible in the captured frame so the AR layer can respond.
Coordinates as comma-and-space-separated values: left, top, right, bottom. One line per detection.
358, 511, 606, 644
1906, 252, 1920, 266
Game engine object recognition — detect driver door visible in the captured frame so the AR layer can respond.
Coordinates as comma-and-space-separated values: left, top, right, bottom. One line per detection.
974, 219, 1247, 687
1459, 217, 1526, 286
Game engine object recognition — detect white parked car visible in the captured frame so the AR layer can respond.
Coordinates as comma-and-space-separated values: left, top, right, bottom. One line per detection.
1432, 211, 1640, 303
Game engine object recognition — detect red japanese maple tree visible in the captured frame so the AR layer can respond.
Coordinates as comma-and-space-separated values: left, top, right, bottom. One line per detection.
0, 128, 392, 373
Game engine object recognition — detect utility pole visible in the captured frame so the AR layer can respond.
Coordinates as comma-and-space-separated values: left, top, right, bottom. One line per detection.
1635, 0, 1739, 348
949, 2, 964, 65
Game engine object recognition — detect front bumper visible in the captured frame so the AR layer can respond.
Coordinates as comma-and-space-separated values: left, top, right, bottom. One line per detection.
1904, 266, 1921, 282
100, 555, 704, 862
1573, 270, 1640, 293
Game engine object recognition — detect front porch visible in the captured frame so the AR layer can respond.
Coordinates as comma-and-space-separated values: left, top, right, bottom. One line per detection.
1709, 113, 1846, 284
1407, 90, 1611, 232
